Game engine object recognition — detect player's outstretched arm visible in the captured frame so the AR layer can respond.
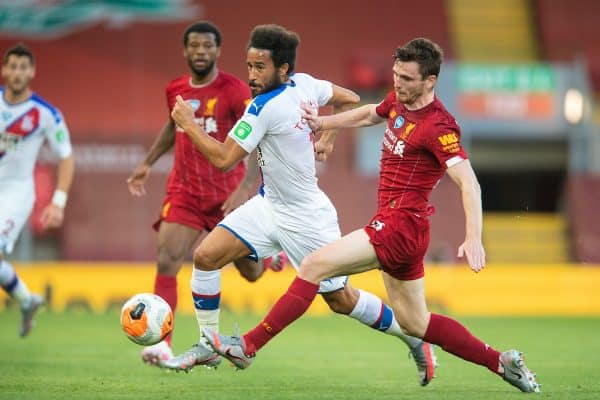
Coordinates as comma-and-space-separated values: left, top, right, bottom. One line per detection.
127, 119, 175, 196
313, 85, 360, 161
446, 159, 486, 273
171, 95, 248, 171
41, 153, 74, 229
303, 103, 384, 133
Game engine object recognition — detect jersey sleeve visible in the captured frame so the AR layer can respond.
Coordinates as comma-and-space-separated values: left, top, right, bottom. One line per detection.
228, 105, 268, 153
293, 73, 332, 106
44, 109, 72, 159
375, 91, 396, 118
426, 119, 468, 169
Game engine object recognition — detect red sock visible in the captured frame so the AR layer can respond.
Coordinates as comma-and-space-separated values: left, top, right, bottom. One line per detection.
155, 274, 177, 346
243, 277, 319, 354
423, 313, 502, 375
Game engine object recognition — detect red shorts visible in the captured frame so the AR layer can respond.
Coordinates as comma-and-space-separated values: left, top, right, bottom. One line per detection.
364, 209, 430, 281
152, 192, 225, 233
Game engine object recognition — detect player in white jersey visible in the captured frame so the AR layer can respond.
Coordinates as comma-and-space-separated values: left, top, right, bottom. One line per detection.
164, 24, 437, 386
0, 44, 74, 337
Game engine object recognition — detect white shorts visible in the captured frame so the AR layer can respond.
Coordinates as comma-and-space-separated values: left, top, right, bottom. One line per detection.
0, 184, 34, 255
219, 195, 348, 293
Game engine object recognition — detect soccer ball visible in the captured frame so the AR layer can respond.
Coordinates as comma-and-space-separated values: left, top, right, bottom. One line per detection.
120, 293, 173, 346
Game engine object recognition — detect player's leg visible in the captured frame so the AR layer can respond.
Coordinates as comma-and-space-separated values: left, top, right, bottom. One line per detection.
321, 282, 438, 386
166, 195, 274, 372
141, 221, 201, 366
0, 197, 43, 338
203, 228, 378, 369
381, 273, 540, 392
0, 255, 44, 337
232, 251, 289, 282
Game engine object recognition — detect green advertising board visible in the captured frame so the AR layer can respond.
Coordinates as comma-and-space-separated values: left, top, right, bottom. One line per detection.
456, 64, 556, 92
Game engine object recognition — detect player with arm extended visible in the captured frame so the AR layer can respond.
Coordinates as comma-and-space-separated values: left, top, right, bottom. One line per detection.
165, 24, 438, 386
205, 38, 541, 393
126, 21, 286, 368
0, 43, 74, 338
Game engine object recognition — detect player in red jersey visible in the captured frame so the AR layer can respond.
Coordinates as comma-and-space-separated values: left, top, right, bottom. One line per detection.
204, 38, 541, 393
127, 21, 286, 368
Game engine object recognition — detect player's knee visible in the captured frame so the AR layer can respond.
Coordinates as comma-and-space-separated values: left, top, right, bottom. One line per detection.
156, 247, 183, 275
192, 246, 219, 270
298, 252, 327, 282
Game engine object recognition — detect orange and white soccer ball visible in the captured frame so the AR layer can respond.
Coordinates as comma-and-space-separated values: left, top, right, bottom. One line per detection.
120, 293, 173, 346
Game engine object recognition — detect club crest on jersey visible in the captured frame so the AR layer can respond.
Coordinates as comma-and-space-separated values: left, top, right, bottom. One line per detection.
394, 116, 404, 129
187, 99, 200, 111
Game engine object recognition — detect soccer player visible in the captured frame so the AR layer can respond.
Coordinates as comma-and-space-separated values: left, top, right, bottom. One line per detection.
165, 24, 438, 386
126, 21, 286, 368
0, 43, 74, 337
204, 38, 541, 393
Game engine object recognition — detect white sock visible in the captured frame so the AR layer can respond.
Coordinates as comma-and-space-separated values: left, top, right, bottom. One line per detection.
349, 289, 422, 349
190, 267, 221, 342
0, 260, 32, 308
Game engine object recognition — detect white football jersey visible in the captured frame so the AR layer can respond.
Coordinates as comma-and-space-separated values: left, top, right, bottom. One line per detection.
0, 88, 72, 192
228, 73, 334, 230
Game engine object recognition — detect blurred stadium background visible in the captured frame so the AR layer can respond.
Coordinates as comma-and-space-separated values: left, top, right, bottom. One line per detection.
1, 0, 599, 350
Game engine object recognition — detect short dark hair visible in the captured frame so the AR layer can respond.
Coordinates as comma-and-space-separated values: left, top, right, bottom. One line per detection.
394, 38, 443, 79
183, 21, 222, 47
3, 43, 34, 65
248, 24, 300, 75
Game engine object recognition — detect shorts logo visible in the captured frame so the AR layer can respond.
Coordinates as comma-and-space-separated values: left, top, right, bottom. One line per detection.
370, 220, 385, 231
234, 121, 252, 140
394, 116, 404, 129
161, 202, 171, 218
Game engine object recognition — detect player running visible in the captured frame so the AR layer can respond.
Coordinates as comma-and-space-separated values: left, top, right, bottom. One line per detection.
165, 25, 437, 386
0, 43, 74, 337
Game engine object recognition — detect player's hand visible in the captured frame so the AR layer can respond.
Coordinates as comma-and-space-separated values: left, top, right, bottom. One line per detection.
221, 184, 253, 216
40, 204, 64, 230
171, 95, 196, 132
127, 164, 150, 196
457, 239, 486, 273
300, 102, 323, 132
314, 138, 334, 161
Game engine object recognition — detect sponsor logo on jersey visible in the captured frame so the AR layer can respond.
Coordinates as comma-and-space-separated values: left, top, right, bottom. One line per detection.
204, 97, 217, 116
187, 99, 200, 111
55, 129, 65, 143
438, 132, 460, 153
233, 121, 252, 140
394, 115, 404, 129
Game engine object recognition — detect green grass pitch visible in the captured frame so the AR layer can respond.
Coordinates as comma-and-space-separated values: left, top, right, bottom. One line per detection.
1, 309, 599, 399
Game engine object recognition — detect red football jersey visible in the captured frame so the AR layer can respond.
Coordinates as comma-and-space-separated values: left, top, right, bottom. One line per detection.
165, 71, 251, 202
374, 91, 468, 214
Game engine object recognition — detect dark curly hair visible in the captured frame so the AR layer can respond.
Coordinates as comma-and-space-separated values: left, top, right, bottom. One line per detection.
183, 21, 222, 47
248, 24, 300, 75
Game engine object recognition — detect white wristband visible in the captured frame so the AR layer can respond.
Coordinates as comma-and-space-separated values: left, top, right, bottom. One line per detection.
51, 190, 68, 209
